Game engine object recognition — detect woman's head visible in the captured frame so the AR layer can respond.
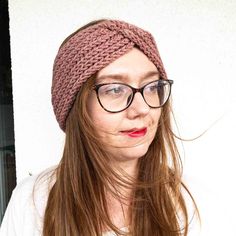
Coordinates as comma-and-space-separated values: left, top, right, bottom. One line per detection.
51, 19, 168, 132
52, 19, 173, 170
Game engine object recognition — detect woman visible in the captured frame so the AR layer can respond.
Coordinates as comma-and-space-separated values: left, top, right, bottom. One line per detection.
0, 19, 198, 236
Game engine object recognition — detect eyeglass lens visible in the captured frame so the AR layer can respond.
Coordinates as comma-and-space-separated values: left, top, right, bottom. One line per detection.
97, 80, 172, 112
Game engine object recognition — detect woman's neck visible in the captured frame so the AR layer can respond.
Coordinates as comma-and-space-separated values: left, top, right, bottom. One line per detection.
104, 159, 138, 231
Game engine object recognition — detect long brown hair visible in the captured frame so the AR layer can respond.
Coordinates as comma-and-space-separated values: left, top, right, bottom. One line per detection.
42, 20, 199, 236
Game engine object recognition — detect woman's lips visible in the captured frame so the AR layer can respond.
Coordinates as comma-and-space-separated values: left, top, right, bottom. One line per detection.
121, 127, 147, 138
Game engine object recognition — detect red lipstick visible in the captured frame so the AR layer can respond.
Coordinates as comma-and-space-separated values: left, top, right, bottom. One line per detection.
121, 128, 147, 138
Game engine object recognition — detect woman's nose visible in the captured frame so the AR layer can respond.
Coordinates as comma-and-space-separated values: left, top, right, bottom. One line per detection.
126, 92, 150, 119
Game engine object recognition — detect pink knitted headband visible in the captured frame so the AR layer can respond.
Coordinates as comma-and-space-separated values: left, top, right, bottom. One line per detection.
52, 19, 167, 131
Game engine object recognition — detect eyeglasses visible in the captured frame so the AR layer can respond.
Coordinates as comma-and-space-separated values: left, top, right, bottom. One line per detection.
93, 79, 173, 113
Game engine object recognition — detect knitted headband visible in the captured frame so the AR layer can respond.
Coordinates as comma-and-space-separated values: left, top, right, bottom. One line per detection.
52, 19, 167, 131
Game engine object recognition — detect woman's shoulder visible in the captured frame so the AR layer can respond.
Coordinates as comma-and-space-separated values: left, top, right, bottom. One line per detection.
8, 166, 57, 217
0, 166, 57, 236
13, 166, 56, 202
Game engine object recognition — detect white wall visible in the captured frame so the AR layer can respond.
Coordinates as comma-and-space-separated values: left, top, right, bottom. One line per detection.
9, 0, 236, 235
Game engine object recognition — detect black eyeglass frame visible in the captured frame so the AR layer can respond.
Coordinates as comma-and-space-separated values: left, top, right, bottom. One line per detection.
93, 79, 174, 113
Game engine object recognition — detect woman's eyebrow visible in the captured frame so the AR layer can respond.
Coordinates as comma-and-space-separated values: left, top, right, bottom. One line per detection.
96, 71, 159, 82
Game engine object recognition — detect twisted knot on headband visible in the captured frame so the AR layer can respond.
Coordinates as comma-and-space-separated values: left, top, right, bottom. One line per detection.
51, 19, 167, 131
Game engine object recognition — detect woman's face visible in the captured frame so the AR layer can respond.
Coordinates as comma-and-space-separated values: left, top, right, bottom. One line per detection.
87, 48, 161, 166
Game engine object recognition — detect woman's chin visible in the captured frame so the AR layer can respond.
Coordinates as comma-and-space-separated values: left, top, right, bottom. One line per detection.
112, 142, 150, 163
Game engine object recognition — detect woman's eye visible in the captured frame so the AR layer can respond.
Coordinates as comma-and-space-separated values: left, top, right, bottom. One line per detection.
105, 86, 125, 95
107, 87, 123, 94
100, 85, 126, 97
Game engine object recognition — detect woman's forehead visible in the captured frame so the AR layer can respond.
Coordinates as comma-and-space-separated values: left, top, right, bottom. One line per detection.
95, 71, 160, 84
95, 48, 159, 83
